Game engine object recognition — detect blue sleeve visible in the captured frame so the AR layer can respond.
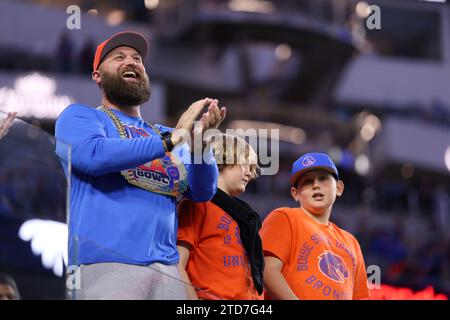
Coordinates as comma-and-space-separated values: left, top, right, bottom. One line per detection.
176, 144, 218, 202
55, 104, 165, 177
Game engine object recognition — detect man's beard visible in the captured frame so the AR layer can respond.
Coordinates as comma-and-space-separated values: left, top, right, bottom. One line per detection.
101, 67, 151, 108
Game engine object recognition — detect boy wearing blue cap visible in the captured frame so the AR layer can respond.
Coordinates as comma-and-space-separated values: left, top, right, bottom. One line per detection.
260, 153, 370, 300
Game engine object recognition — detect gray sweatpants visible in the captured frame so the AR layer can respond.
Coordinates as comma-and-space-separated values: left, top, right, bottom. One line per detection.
70, 262, 188, 300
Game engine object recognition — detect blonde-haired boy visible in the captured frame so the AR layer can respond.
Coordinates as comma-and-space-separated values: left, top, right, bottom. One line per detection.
177, 133, 264, 300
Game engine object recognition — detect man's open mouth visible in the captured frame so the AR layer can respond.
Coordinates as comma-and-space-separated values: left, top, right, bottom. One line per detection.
121, 70, 139, 79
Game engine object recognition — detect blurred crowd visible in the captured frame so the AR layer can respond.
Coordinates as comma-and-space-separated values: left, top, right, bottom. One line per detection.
0, 166, 66, 222
355, 219, 450, 296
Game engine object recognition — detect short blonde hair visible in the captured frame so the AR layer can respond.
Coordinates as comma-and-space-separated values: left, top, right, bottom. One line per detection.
210, 133, 260, 180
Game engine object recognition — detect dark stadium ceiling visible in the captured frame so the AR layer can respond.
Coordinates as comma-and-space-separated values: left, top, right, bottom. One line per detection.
165, 10, 357, 105
22, 0, 447, 153
22, 0, 362, 149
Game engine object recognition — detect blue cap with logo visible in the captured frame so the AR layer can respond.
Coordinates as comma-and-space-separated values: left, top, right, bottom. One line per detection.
290, 153, 339, 187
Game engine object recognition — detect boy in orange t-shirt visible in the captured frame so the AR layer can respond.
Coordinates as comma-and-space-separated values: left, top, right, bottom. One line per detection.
260, 153, 370, 300
177, 134, 264, 300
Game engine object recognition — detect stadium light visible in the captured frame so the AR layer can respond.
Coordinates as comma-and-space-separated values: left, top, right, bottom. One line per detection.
275, 44, 292, 61
355, 2, 370, 18
419, 0, 446, 3
106, 10, 125, 26
145, 0, 159, 10
228, 120, 306, 145
445, 146, 450, 172
355, 153, 370, 176
227, 0, 275, 14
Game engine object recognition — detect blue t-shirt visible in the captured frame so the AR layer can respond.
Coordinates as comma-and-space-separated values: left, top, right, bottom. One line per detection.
55, 104, 218, 266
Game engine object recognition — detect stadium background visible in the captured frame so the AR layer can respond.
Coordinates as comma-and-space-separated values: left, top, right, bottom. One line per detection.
0, 0, 449, 299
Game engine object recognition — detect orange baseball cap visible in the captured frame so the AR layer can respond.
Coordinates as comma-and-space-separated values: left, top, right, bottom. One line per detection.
92, 31, 148, 71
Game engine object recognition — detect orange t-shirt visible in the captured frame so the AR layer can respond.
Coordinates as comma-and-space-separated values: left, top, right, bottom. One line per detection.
260, 207, 369, 300
177, 199, 263, 300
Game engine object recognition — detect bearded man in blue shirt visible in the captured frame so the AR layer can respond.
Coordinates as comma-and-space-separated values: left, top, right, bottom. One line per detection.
55, 31, 226, 299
